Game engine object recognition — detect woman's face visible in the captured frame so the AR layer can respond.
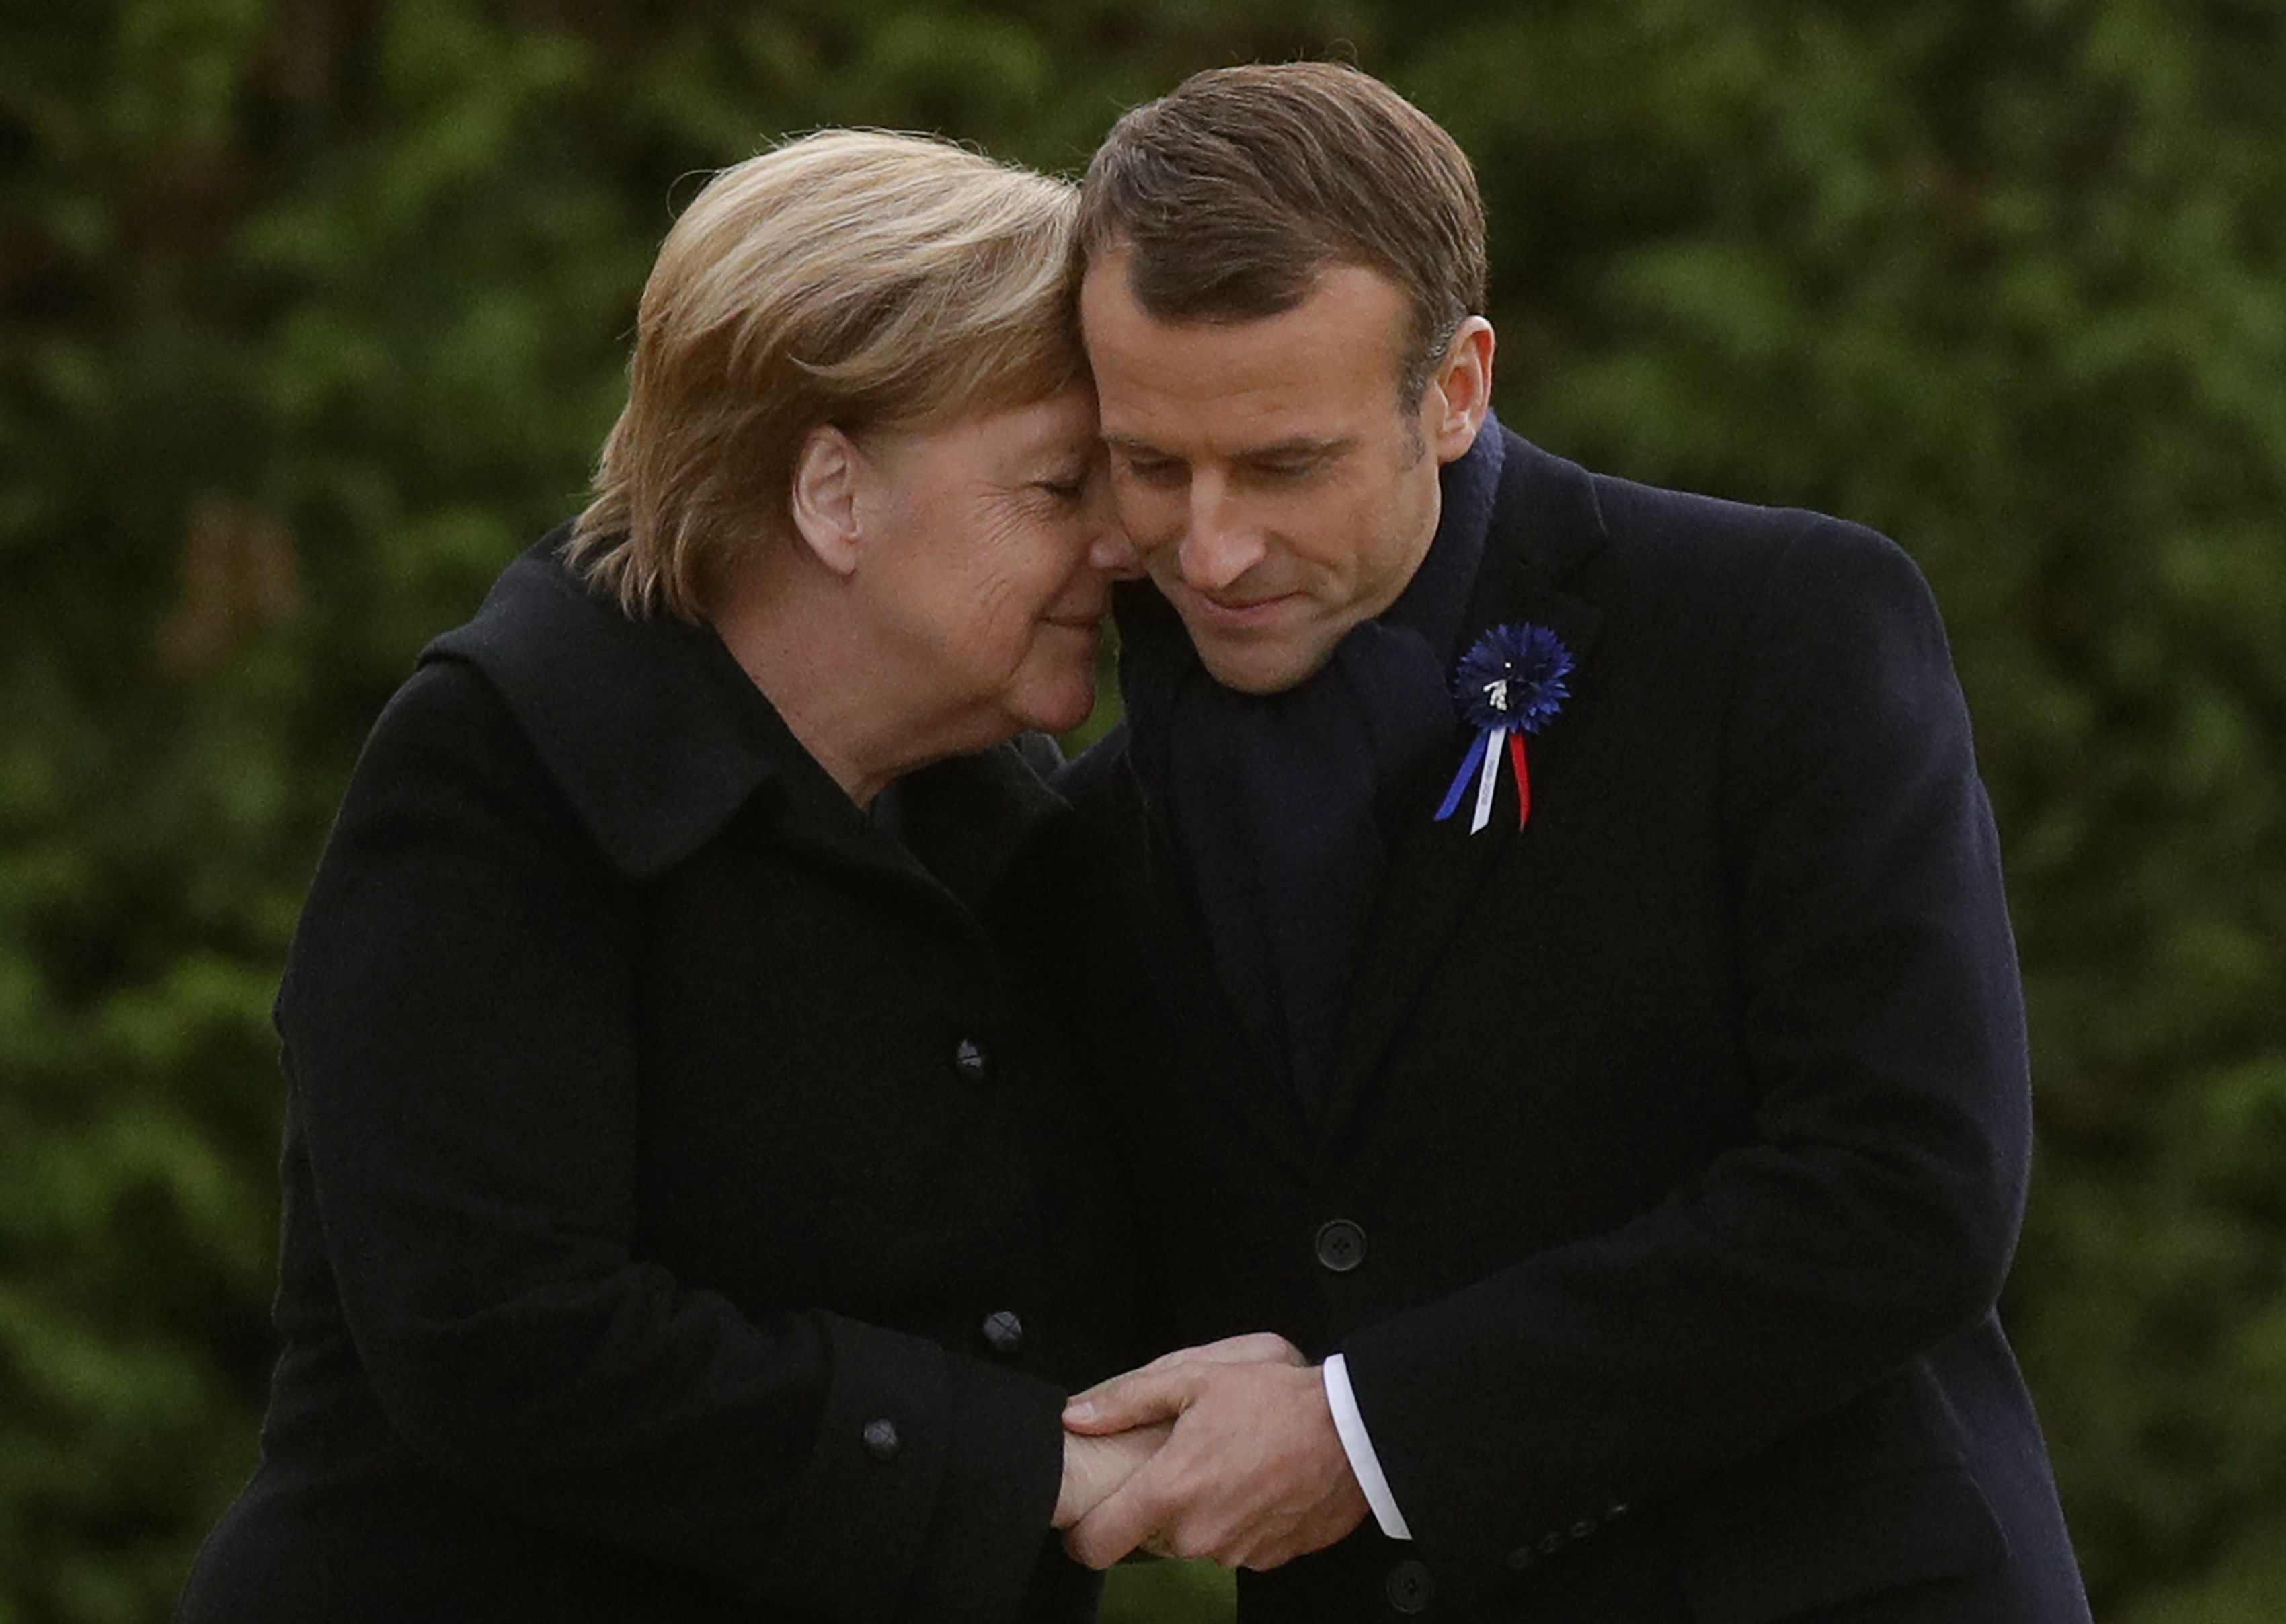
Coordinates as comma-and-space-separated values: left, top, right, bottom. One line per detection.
851, 386, 1130, 747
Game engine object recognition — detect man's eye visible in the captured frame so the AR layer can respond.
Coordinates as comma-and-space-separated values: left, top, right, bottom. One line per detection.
1119, 455, 1183, 485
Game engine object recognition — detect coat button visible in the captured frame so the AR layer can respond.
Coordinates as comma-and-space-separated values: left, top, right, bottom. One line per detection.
951, 1037, 990, 1086
1314, 1218, 1366, 1273
861, 1418, 900, 1461
1505, 1545, 1536, 1572
1571, 1518, 1597, 1539
1384, 1558, 1434, 1614
981, 1309, 1025, 1356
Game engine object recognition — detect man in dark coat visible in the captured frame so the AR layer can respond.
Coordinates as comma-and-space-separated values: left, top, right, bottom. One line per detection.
1051, 62, 2094, 1624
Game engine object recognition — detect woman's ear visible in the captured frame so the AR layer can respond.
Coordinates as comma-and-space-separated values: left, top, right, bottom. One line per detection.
789, 424, 865, 577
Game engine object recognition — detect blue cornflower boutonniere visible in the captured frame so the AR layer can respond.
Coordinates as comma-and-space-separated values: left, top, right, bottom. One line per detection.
1433, 622, 1575, 833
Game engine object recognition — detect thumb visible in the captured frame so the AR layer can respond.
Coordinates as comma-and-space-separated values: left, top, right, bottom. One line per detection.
1063, 1363, 1195, 1435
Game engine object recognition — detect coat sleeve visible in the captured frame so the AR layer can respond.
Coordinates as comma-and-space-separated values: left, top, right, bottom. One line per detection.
1340, 518, 2032, 1591
280, 659, 1068, 1623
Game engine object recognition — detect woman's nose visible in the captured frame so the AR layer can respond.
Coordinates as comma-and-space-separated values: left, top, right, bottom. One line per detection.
1087, 508, 1144, 579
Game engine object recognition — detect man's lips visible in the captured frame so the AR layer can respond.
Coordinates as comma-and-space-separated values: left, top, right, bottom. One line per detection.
1182, 586, 1298, 629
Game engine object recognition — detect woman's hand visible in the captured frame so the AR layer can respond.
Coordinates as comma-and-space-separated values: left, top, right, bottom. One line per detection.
1053, 1421, 1172, 1529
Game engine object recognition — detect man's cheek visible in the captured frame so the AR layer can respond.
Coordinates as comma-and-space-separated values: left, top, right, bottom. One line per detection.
1115, 495, 1187, 559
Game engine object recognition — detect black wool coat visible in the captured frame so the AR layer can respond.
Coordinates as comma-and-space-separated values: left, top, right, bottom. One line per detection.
1051, 430, 2092, 1624
178, 536, 1128, 1624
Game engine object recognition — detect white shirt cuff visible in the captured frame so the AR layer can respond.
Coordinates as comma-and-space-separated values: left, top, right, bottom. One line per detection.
1322, 1353, 1412, 1540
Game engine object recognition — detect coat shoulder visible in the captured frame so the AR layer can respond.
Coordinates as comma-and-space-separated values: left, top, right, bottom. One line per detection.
334, 655, 582, 852
1579, 467, 1929, 610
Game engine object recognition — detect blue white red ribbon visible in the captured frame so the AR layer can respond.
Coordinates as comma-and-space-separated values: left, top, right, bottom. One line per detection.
1434, 623, 1575, 833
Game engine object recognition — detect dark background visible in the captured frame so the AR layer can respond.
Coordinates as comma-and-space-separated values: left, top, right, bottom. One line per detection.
3, 3, 2281, 1621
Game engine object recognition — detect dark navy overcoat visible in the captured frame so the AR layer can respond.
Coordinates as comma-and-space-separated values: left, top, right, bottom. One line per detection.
1054, 430, 2092, 1624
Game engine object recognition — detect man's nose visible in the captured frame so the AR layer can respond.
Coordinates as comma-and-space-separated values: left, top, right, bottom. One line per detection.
1176, 479, 1264, 592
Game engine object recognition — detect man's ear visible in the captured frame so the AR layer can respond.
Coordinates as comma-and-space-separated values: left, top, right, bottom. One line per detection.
1427, 317, 1497, 464
789, 424, 865, 577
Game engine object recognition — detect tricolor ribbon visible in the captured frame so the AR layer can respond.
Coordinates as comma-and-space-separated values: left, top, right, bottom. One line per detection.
1433, 623, 1575, 834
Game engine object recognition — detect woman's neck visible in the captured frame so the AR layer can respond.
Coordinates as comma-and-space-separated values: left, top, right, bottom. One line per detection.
709, 558, 914, 810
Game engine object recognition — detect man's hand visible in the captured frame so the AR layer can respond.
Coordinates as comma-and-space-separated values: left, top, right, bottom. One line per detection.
1060, 1342, 1368, 1571
1065, 1332, 1307, 1430
1053, 1335, 1293, 1530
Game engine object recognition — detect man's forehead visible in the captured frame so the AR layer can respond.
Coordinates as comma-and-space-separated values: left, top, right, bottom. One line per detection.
1082, 251, 1403, 329
1083, 261, 1409, 428
1081, 240, 1388, 307
1089, 362, 1340, 454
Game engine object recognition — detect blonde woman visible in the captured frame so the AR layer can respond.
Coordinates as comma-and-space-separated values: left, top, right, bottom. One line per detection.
176, 132, 1150, 1624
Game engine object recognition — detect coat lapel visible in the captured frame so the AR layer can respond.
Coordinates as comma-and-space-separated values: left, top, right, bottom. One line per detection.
897, 739, 1069, 922
1321, 434, 1611, 1144
1099, 744, 1321, 1174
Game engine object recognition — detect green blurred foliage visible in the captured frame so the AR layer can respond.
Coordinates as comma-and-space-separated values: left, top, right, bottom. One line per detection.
3, 2, 2281, 1621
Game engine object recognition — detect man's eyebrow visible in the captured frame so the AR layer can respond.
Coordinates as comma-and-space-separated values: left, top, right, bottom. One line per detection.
1099, 432, 1356, 461
1238, 435, 1354, 462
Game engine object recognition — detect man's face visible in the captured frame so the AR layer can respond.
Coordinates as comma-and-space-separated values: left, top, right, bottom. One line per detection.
1080, 252, 1486, 694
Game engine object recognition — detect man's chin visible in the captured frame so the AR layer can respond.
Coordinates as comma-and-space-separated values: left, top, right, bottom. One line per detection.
1189, 633, 1333, 697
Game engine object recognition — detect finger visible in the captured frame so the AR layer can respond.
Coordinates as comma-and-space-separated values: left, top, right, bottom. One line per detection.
1064, 1467, 1172, 1570
1062, 1352, 1177, 1416
1072, 1336, 1227, 1400
1052, 1432, 1119, 1529
1066, 1331, 1302, 1422
1064, 1363, 1195, 1434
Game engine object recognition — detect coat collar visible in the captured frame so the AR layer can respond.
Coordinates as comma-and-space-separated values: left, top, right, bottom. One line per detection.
1087, 430, 1612, 1160
1458, 425, 1610, 662
419, 531, 1066, 910
1321, 428, 1610, 1141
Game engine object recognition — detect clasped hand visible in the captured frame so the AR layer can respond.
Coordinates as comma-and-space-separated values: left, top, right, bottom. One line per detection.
1050, 1332, 1369, 1570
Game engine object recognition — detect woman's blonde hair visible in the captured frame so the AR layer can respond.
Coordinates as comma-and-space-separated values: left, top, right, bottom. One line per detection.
569, 130, 1084, 619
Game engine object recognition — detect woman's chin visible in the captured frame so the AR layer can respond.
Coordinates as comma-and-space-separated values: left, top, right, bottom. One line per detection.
1012, 676, 1097, 740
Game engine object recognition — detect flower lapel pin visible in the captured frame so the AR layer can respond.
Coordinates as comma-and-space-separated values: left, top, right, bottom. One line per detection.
1434, 622, 1575, 834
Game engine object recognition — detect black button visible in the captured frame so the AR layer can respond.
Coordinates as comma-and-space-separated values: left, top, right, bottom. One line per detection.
952, 1037, 990, 1085
861, 1418, 900, 1461
1384, 1558, 1434, 1615
981, 1309, 1025, 1356
1315, 1218, 1366, 1273
1505, 1545, 1536, 1572
1570, 1518, 1597, 1540
1537, 1531, 1563, 1555
1607, 1502, 1631, 1520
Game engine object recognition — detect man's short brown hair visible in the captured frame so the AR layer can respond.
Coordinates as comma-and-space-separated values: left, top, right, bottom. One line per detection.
1076, 61, 1487, 407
